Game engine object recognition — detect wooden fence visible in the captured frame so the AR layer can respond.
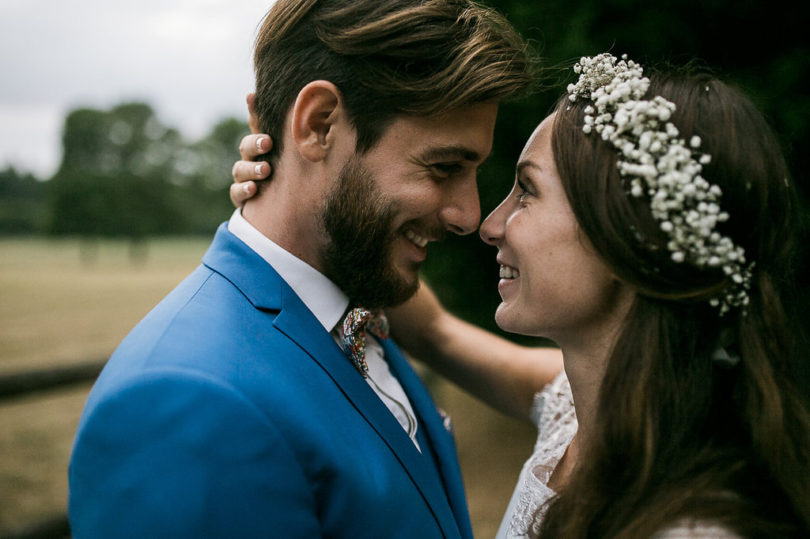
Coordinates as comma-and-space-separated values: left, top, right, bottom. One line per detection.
0, 359, 106, 539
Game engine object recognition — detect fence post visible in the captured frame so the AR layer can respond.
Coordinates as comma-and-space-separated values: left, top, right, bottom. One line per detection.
0, 360, 106, 402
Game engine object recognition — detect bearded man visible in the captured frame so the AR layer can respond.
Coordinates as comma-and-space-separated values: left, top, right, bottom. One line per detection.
68, 0, 532, 537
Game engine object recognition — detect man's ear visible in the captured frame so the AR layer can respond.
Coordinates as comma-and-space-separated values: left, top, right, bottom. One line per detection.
247, 92, 260, 134
291, 81, 343, 162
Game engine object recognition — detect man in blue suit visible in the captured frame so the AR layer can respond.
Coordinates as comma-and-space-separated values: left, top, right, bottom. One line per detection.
68, 0, 532, 536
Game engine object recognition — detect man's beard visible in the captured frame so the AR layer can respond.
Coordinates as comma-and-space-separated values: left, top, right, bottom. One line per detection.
320, 157, 420, 309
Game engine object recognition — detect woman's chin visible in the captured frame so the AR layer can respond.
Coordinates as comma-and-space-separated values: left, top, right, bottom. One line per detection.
495, 303, 550, 339
494, 304, 521, 334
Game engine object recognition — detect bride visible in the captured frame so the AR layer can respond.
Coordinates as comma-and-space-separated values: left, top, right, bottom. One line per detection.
232, 54, 810, 537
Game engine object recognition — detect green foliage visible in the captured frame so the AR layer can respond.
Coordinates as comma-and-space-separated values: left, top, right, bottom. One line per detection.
0, 167, 48, 234
172, 118, 251, 233
46, 103, 248, 238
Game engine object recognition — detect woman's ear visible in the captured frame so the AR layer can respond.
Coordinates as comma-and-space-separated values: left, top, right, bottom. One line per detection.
291, 81, 343, 162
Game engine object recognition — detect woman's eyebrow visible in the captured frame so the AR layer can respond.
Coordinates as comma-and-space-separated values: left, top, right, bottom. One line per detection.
516, 160, 542, 176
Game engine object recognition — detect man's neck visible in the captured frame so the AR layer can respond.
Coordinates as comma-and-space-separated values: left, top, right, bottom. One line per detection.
242, 173, 325, 272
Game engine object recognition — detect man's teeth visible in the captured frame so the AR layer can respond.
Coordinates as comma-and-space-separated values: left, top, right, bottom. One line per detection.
499, 265, 519, 279
405, 229, 429, 248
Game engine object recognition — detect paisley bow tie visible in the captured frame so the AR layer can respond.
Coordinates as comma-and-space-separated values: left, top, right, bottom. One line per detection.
341, 307, 389, 378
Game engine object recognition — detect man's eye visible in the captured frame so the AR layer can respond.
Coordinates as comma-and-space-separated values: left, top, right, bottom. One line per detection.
431, 163, 462, 176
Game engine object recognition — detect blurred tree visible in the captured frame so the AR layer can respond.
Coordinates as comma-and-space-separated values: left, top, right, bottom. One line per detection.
47, 103, 249, 241
174, 117, 251, 233
0, 167, 47, 234
49, 103, 185, 238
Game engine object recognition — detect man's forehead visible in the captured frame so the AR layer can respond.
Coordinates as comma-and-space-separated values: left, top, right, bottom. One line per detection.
375, 102, 498, 162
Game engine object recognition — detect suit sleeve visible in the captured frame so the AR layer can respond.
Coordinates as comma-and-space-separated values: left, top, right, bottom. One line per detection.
69, 368, 320, 538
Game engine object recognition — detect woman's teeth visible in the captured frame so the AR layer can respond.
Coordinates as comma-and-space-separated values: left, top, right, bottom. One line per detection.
405, 229, 429, 248
499, 265, 519, 279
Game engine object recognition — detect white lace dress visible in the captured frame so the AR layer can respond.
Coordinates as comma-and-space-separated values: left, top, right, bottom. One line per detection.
495, 371, 740, 539
496, 371, 575, 539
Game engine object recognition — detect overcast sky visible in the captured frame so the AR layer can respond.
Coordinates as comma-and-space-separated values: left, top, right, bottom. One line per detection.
0, 0, 276, 178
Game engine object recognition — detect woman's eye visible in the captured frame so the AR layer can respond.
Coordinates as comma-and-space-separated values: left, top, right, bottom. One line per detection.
516, 179, 531, 202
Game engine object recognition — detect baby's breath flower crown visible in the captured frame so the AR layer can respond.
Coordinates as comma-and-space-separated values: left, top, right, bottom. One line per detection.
567, 53, 752, 315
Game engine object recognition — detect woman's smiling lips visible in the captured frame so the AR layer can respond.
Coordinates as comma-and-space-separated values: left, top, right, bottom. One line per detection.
496, 257, 520, 294
499, 264, 519, 279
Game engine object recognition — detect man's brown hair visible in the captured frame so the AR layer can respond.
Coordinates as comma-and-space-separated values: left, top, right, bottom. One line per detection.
253, 0, 534, 165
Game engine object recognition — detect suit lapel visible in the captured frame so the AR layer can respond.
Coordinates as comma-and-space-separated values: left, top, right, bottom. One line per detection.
274, 293, 463, 539
203, 224, 464, 538
382, 340, 474, 539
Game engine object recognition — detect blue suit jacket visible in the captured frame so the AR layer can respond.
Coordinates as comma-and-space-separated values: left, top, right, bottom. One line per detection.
69, 224, 473, 538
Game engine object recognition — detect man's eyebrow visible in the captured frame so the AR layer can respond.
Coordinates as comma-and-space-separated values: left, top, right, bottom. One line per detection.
418, 145, 491, 163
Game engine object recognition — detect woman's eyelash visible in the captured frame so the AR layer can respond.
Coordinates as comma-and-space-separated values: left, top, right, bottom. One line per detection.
516, 179, 531, 201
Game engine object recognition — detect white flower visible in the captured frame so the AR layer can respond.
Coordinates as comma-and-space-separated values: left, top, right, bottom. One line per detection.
568, 53, 752, 315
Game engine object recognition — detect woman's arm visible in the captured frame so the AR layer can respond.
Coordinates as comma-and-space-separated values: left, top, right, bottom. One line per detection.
387, 282, 563, 421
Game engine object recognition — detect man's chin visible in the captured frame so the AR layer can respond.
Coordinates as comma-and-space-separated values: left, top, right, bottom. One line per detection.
395, 263, 423, 300
394, 256, 422, 279
382, 285, 420, 309
356, 269, 420, 309
390, 282, 420, 308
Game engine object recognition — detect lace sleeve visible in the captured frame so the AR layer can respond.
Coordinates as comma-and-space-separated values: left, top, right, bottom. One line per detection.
528, 370, 570, 428
528, 389, 545, 428
499, 371, 576, 538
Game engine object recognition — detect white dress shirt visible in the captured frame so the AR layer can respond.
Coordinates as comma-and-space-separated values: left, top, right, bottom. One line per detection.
228, 209, 420, 450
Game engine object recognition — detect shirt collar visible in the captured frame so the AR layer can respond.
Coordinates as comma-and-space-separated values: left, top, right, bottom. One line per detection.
227, 209, 349, 332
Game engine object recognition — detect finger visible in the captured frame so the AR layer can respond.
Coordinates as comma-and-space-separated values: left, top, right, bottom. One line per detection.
238, 134, 272, 161
247, 93, 260, 134
231, 160, 270, 182
230, 181, 258, 208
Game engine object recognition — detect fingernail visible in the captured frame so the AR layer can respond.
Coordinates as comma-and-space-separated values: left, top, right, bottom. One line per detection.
243, 183, 251, 194
255, 164, 263, 176
256, 137, 266, 152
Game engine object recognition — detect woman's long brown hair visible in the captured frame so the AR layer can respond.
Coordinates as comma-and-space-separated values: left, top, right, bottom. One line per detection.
537, 69, 810, 537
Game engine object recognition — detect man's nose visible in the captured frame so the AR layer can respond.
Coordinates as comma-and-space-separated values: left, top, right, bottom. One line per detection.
439, 177, 481, 236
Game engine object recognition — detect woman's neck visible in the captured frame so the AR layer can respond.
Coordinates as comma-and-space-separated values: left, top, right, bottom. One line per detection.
557, 289, 635, 450
557, 301, 633, 467
561, 345, 607, 449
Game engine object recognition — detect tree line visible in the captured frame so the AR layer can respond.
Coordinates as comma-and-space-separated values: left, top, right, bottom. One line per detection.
0, 102, 245, 238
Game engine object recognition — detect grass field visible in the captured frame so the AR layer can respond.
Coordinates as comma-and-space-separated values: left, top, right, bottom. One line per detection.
0, 237, 535, 537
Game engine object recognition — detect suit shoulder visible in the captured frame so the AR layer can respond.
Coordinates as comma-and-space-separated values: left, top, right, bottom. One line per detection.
100, 265, 280, 385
